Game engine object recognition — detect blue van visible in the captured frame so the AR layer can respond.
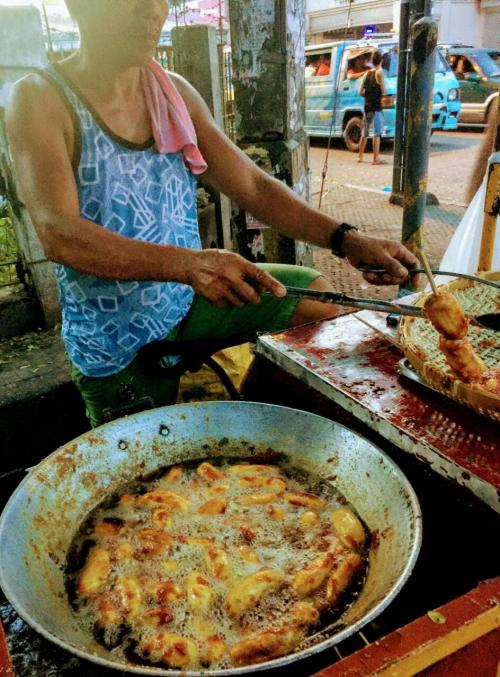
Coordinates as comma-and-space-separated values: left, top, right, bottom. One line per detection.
305, 39, 461, 151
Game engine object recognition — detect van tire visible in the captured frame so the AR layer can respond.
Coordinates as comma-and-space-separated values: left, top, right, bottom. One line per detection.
344, 116, 364, 152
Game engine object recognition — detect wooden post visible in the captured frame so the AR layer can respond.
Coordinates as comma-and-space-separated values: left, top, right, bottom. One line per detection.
172, 24, 232, 250
228, 0, 313, 266
477, 100, 500, 273
477, 156, 499, 272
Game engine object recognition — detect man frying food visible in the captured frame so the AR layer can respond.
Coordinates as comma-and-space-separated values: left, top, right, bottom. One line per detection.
6, 0, 419, 427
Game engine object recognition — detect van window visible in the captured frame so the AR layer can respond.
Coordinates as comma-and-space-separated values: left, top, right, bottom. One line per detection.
388, 47, 448, 77
449, 55, 475, 79
306, 51, 331, 77
489, 50, 500, 69
435, 51, 449, 75
476, 51, 500, 78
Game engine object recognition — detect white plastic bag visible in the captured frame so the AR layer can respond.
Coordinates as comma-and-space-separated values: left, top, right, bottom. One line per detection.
435, 170, 499, 286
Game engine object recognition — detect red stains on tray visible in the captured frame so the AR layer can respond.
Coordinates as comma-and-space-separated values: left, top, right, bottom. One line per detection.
264, 313, 500, 492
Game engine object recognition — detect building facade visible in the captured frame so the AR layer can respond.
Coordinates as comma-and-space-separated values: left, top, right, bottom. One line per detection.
306, 0, 500, 47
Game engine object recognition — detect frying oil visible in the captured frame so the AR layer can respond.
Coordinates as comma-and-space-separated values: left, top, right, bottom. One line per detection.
66, 458, 368, 670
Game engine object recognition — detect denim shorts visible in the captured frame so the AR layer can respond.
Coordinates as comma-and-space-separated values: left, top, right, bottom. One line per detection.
363, 110, 384, 138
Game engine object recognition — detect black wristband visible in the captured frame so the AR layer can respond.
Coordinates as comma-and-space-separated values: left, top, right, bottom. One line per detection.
329, 223, 358, 258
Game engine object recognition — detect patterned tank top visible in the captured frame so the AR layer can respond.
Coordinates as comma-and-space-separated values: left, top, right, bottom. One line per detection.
40, 64, 201, 377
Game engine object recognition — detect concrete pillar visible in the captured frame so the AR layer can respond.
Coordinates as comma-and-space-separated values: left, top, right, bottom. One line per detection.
0, 6, 60, 328
172, 24, 232, 250
228, 0, 313, 266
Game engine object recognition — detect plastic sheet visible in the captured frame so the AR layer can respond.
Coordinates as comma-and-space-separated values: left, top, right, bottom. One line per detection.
436, 175, 499, 286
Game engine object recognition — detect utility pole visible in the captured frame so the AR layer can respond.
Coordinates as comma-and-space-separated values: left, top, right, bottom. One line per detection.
391, 0, 433, 205
400, 9, 438, 292
390, 0, 409, 205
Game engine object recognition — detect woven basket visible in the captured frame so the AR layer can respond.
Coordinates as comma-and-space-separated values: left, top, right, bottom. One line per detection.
399, 272, 500, 422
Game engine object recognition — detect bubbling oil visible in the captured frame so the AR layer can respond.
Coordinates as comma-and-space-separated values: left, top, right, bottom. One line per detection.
66, 458, 369, 670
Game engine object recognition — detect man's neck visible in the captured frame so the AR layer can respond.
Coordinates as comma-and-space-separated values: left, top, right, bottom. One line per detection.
63, 48, 143, 104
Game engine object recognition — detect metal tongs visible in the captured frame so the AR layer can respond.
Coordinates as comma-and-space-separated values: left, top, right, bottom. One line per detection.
280, 287, 424, 318
266, 279, 500, 331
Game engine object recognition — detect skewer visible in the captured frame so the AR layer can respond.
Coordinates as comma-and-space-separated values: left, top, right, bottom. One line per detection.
419, 248, 439, 296
353, 314, 404, 351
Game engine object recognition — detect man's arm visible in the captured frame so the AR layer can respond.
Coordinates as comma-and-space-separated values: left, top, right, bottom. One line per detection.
6, 76, 284, 308
376, 69, 387, 97
358, 72, 367, 97
174, 73, 419, 284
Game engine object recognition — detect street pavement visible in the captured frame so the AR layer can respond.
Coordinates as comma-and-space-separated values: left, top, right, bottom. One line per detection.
309, 130, 483, 206
309, 130, 484, 299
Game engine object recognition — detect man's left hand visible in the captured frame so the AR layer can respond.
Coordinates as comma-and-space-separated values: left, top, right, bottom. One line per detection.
342, 231, 423, 287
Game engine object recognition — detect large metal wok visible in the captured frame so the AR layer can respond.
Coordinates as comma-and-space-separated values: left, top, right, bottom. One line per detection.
0, 401, 422, 675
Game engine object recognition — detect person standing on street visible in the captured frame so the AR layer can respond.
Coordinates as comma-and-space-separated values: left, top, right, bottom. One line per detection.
358, 51, 387, 165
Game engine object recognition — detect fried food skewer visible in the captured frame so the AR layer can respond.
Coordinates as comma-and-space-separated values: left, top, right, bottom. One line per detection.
423, 292, 469, 340
438, 337, 485, 383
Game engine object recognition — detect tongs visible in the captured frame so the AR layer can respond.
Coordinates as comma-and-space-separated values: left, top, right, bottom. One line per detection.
280, 287, 424, 317
267, 286, 500, 330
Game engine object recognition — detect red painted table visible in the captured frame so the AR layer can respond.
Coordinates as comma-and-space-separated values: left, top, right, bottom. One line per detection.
312, 577, 500, 677
256, 311, 500, 512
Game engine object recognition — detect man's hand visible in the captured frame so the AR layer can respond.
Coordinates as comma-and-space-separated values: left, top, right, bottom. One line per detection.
342, 231, 422, 287
188, 250, 286, 308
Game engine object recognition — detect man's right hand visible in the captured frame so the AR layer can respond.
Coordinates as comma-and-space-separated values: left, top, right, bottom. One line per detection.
187, 250, 286, 308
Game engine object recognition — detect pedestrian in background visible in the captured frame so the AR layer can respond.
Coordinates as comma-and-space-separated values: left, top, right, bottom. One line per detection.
358, 51, 387, 165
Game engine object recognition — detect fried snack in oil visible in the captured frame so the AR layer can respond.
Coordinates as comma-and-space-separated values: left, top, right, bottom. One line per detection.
140, 632, 199, 668
292, 600, 320, 626
160, 466, 183, 484
439, 337, 485, 382
228, 464, 280, 476
292, 552, 336, 597
71, 459, 368, 670
198, 497, 228, 514
237, 475, 287, 492
114, 576, 142, 618
330, 508, 366, 551
283, 491, 327, 511
423, 292, 468, 339
300, 510, 321, 527
326, 553, 363, 605
230, 626, 304, 666
205, 546, 231, 580
226, 567, 283, 616
186, 572, 212, 613
141, 606, 175, 628
137, 488, 191, 511
77, 547, 111, 597
240, 492, 281, 506
197, 461, 226, 482
236, 544, 261, 563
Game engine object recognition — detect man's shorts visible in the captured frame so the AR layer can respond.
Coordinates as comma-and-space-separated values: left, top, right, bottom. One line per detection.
71, 263, 322, 428
362, 110, 384, 138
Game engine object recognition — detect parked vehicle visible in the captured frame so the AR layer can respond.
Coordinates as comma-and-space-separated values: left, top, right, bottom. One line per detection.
305, 39, 461, 151
440, 46, 500, 126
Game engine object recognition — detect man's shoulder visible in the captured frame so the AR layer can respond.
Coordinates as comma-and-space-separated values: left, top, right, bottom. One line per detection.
168, 71, 207, 120
8, 72, 62, 118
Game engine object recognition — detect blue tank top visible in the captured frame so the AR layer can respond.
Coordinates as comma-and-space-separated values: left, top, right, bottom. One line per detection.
42, 65, 201, 377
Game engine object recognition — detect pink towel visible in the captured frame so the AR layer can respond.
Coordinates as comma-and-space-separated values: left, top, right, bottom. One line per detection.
142, 59, 207, 175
